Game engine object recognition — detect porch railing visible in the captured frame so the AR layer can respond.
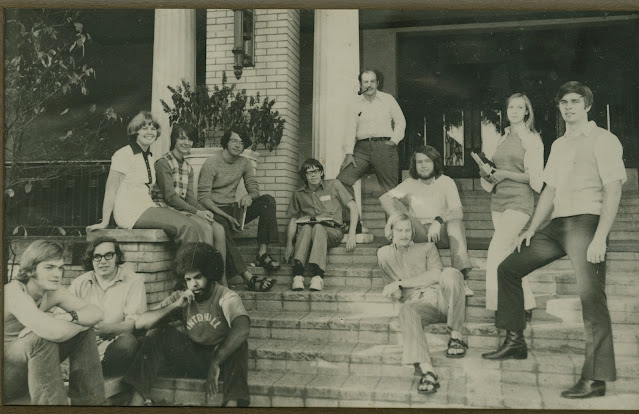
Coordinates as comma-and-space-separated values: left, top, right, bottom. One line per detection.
5, 160, 111, 234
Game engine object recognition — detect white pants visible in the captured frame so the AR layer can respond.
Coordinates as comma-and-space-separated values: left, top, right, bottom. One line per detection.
485, 209, 536, 311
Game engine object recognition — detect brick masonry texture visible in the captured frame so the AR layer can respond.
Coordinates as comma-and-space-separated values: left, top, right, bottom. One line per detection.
206, 9, 301, 234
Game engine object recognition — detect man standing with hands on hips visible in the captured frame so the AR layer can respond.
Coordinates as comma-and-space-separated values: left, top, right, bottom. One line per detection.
337, 68, 406, 231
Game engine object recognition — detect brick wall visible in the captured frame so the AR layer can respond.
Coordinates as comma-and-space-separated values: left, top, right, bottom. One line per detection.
206, 9, 302, 232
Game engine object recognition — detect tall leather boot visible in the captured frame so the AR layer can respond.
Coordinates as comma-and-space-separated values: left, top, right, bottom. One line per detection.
481, 330, 527, 360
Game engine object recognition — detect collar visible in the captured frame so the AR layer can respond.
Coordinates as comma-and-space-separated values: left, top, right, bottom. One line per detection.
564, 120, 597, 138
301, 180, 325, 193
392, 241, 415, 250
358, 91, 382, 103
90, 266, 124, 288
130, 142, 153, 157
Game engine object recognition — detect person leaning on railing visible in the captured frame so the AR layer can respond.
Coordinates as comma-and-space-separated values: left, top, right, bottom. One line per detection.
87, 111, 203, 247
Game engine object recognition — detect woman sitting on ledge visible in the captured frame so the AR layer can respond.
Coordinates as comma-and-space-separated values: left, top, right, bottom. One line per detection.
87, 111, 202, 248
152, 123, 227, 284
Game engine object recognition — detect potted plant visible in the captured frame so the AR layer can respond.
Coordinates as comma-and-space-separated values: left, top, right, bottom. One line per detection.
246, 92, 286, 151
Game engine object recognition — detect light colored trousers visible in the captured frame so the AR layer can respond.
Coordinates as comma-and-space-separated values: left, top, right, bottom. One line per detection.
412, 218, 473, 272
294, 224, 344, 272
398, 268, 466, 366
485, 209, 536, 311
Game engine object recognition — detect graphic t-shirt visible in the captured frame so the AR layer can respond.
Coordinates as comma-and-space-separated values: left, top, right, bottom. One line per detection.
158, 283, 249, 346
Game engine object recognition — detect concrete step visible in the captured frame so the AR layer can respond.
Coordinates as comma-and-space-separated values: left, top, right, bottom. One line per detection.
247, 310, 639, 357
148, 364, 639, 408
246, 339, 639, 385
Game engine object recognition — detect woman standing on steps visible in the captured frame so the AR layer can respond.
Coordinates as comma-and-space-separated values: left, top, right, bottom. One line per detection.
480, 93, 545, 320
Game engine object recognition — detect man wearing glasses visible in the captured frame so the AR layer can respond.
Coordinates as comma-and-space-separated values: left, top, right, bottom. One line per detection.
70, 236, 147, 377
198, 129, 279, 292
285, 158, 358, 291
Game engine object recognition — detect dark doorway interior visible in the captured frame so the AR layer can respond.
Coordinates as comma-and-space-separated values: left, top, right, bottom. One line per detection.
398, 19, 639, 177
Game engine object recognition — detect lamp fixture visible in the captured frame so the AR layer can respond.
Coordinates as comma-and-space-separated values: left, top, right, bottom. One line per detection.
232, 9, 255, 80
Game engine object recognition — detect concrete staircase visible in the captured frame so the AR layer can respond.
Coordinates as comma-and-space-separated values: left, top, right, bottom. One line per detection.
149, 189, 639, 409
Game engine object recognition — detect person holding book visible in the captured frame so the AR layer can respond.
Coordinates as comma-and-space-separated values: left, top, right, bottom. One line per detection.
153, 123, 228, 285
482, 81, 625, 400
198, 128, 278, 292
285, 158, 358, 291
379, 145, 473, 296
478, 93, 544, 320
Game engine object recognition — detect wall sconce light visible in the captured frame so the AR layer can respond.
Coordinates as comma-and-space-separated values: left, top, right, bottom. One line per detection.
232, 9, 255, 80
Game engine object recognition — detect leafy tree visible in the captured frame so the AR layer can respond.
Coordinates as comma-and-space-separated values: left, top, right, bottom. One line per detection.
4, 9, 120, 192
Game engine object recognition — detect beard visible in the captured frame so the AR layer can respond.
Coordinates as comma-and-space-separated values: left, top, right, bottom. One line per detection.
193, 281, 214, 302
417, 170, 435, 180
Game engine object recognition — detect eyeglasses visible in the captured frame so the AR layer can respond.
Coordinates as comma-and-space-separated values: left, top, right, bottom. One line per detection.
92, 252, 116, 262
229, 138, 245, 147
305, 169, 322, 176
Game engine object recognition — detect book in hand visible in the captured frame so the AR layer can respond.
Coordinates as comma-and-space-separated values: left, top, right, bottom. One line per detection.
231, 202, 247, 230
471, 151, 497, 193
296, 216, 342, 229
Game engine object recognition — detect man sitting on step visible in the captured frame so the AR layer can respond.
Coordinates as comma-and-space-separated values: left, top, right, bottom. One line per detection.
4, 240, 106, 405
380, 145, 474, 297
377, 213, 467, 395
285, 158, 359, 291
482, 81, 625, 400
123, 243, 250, 407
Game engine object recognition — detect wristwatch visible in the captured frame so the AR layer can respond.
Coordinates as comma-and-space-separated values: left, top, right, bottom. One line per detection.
434, 216, 444, 225
68, 310, 78, 323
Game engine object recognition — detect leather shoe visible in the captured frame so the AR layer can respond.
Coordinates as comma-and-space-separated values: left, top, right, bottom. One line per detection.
561, 377, 605, 399
482, 330, 527, 360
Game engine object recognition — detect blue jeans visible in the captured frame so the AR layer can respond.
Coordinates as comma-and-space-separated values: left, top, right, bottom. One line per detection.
4, 329, 106, 405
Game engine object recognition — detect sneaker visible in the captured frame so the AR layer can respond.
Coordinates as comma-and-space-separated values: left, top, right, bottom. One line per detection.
463, 280, 474, 297
309, 275, 324, 291
291, 275, 305, 291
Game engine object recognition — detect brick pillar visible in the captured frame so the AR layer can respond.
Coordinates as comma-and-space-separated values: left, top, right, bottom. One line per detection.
87, 229, 176, 307
206, 9, 301, 233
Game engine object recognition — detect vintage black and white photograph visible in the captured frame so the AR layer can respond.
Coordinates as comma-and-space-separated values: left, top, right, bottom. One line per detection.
3, 5, 639, 409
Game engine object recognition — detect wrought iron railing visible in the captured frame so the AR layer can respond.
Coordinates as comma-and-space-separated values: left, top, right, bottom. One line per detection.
5, 160, 111, 234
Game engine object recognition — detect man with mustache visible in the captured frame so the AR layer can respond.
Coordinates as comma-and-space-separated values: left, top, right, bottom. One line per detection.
123, 243, 250, 407
337, 68, 406, 232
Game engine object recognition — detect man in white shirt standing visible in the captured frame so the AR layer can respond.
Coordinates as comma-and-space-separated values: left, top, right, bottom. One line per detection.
337, 68, 406, 230
482, 81, 626, 400
379, 145, 473, 294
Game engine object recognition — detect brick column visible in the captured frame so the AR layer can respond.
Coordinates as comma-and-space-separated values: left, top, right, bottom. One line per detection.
151, 9, 197, 157
87, 229, 176, 307
206, 9, 301, 233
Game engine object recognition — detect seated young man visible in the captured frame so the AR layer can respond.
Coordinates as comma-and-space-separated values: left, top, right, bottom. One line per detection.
70, 236, 147, 377
285, 158, 358, 291
123, 243, 250, 407
377, 213, 467, 395
4, 240, 105, 405
379, 145, 474, 296
198, 128, 278, 292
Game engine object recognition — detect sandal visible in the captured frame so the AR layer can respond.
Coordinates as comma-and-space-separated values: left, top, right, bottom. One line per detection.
247, 275, 276, 292
446, 337, 468, 359
256, 253, 281, 272
417, 371, 440, 395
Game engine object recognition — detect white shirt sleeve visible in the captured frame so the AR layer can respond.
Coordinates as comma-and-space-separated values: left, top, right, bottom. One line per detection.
110, 147, 130, 175
594, 132, 627, 186
543, 140, 561, 188
443, 177, 462, 210
384, 179, 411, 201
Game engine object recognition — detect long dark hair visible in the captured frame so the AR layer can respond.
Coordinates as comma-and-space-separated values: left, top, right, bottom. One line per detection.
409, 145, 443, 179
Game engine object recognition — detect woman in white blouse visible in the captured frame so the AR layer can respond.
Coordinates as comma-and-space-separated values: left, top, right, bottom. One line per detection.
87, 111, 201, 246
480, 93, 544, 321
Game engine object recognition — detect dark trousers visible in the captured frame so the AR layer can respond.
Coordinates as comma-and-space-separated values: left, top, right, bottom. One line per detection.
4, 329, 105, 405
214, 194, 280, 277
101, 333, 140, 377
123, 326, 250, 406
496, 214, 616, 381
337, 140, 399, 196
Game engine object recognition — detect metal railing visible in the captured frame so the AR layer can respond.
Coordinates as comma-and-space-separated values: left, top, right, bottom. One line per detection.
5, 160, 111, 234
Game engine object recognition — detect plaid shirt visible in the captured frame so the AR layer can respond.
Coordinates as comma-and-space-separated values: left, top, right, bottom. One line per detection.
152, 151, 191, 204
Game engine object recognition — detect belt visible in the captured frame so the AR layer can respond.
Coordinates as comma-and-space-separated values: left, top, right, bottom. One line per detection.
357, 136, 391, 142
